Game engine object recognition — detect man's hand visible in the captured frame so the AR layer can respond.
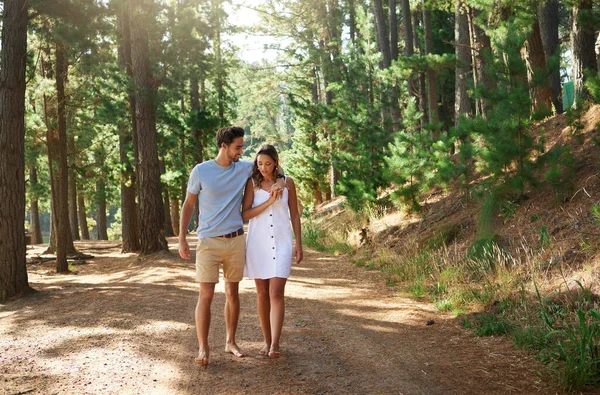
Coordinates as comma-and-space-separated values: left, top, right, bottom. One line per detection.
179, 238, 191, 260
269, 184, 283, 200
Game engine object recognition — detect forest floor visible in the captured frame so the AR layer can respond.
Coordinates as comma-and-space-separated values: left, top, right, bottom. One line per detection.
1, 237, 567, 395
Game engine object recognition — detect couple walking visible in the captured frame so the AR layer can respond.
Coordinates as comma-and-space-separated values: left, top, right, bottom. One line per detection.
178, 126, 303, 366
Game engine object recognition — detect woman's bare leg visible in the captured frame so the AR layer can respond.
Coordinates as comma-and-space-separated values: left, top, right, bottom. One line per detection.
255, 279, 271, 355
268, 277, 287, 358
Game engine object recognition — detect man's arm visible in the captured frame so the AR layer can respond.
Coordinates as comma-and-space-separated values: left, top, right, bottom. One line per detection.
275, 165, 285, 195
178, 191, 198, 260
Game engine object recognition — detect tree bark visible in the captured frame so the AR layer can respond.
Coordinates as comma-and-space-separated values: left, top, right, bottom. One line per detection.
373, 0, 391, 68
95, 175, 108, 240
78, 193, 90, 240
130, 0, 168, 254
52, 39, 75, 272
525, 18, 553, 115
190, 76, 204, 165
68, 135, 80, 240
537, 0, 562, 114
401, 0, 417, 102
170, 197, 180, 237
571, 0, 597, 105
160, 161, 174, 237
468, 6, 493, 119
412, 9, 428, 126
29, 163, 44, 244
455, 0, 472, 127
163, 189, 174, 237
0, 0, 30, 297
423, 1, 439, 127
117, 1, 141, 252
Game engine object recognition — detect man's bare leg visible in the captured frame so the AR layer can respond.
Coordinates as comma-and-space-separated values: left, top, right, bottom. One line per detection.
255, 279, 272, 356
224, 281, 246, 357
195, 282, 215, 365
268, 278, 287, 358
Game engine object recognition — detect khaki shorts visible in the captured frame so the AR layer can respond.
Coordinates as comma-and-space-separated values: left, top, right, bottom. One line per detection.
195, 235, 246, 283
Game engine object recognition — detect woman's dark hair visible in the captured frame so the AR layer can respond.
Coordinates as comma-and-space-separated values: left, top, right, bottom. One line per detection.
251, 144, 279, 189
216, 126, 245, 148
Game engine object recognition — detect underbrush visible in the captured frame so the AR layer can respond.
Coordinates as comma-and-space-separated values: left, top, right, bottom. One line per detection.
305, 216, 600, 391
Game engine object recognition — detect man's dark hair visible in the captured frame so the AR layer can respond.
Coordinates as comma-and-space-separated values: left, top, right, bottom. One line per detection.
216, 126, 245, 148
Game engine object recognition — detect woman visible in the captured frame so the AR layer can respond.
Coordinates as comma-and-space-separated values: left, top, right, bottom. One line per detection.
242, 144, 303, 358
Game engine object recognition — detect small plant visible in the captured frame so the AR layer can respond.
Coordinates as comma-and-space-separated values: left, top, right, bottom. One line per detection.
1, 289, 6, 303
499, 200, 519, 223
435, 299, 453, 312
512, 325, 549, 352
461, 318, 472, 329
302, 220, 325, 250
408, 278, 426, 299
475, 314, 510, 336
539, 226, 551, 251
590, 203, 600, 226
549, 309, 600, 390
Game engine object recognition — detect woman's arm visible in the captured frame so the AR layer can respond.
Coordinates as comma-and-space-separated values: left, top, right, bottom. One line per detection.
286, 177, 303, 264
242, 179, 277, 221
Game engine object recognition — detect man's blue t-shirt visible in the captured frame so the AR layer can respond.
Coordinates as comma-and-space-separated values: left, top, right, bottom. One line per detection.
187, 159, 253, 239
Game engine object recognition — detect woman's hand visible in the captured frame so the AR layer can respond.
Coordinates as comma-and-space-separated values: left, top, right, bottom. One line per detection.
293, 243, 303, 264
268, 184, 282, 203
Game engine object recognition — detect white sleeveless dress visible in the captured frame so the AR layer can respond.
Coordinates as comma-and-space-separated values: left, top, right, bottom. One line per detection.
244, 182, 293, 279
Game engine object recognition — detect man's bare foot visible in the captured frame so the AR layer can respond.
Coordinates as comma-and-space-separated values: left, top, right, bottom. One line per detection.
225, 343, 246, 358
195, 348, 209, 366
259, 342, 270, 356
268, 345, 281, 358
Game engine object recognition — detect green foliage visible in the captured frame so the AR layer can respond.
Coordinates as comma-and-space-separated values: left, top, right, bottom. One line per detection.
499, 200, 519, 223
475, 314, 511, 337
591, 203, 600, 226
542, 145, 575, 202
385, 98, 454, 211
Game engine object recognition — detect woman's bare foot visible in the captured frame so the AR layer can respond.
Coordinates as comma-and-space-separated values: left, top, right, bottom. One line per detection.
268, 345, 281, 358
195, 348, 209, 366
259, 342, 270, 356
224, 343, 246, 358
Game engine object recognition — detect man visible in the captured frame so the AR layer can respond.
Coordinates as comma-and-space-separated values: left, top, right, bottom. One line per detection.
178, 126, 283, 366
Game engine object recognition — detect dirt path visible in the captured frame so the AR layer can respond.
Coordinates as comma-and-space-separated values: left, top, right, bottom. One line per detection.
2, 237, 562, 394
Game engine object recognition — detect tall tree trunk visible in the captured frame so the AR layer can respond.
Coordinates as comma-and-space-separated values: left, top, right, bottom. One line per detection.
180, 84, 187, 206
130, 0, 168, 254
29, 163, 44, 244
373, 0, 391, 68
117, 1, 141, 252
212, 0, 225, 124
68, 135, 80, 240
401, 0, 417, 102
349, 0, 357, 46
468, 6, 493, 119
163, 189, 174, 237
388, 0, 401, 131
170, 197, 180, 237
96, 176, 108, 240
52, 39, 75, 272
160, 161, 174, 237
423, 1, 439, 128
413, 10, 428, 126
538, 0, 562, 114
0, 0, 30, 297
525, 18, 553, 115
455, 0, 472, 127
78, 193, 90, 240
190, 76, 203, 165
372, 0, 395, 132
190, 76, 202, 233
571, 0, 597, 105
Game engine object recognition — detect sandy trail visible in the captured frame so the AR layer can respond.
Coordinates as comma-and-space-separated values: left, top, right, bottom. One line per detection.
1, 237, 560, 394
